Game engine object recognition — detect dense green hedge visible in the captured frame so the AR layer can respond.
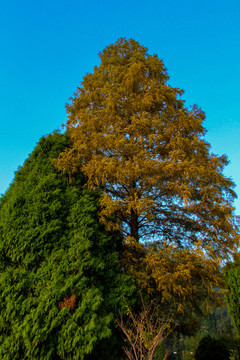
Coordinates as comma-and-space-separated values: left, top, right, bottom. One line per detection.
224, 256, 240, 336
0, 132, 136, 359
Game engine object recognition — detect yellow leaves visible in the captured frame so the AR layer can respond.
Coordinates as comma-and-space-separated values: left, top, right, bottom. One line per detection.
122, 239, 225, 314
48, 40, 240, 331
123, 61, 146, 92
54, 38, 238, 266
100, 192, 123, 231
143, 242, 225, 313
52, 148, 81, 182
121, 237, 149, 290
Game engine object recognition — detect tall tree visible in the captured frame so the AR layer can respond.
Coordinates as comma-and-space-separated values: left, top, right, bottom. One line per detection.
0, 132, 136, 360
53, 38, 239, 317
54, 38, 238, 258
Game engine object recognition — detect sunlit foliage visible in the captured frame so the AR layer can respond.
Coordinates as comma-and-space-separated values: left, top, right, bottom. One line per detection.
121, 238, 225, 333
54, 38, 238, 259
53, 38, 239, 319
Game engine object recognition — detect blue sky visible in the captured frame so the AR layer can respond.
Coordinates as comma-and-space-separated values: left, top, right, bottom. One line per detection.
1, 0, 240, 212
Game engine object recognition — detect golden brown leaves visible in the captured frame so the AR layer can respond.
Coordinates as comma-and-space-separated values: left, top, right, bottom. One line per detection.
59, 294, 76, 312
52, 148, 80, 182
121, 238, 225, 315
54, 39, 238, 300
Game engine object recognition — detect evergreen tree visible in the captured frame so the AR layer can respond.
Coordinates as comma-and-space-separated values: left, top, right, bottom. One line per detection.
0, 132, 136, 359
224, 254, 240, 335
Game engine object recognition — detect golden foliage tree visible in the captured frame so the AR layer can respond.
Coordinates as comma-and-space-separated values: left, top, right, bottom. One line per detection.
121, 239, 226, 324
54, 38, 239, 316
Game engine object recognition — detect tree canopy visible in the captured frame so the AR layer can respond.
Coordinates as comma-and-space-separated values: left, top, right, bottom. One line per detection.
0, 132, 136, 359
54, 38, 238, 260
53, 38, 239, 319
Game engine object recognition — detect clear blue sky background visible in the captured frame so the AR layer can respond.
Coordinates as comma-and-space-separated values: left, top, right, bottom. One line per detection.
1, 0, 239, 212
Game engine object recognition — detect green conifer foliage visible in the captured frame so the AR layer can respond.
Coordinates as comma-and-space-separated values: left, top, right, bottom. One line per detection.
0, 132, 136, 359
224, 255, 240, 335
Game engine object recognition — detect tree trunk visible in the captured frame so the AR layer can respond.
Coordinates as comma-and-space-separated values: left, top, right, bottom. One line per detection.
130, 208, 139, 242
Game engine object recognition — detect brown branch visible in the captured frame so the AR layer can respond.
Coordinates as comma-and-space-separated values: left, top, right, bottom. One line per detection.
117, 295, 175, 360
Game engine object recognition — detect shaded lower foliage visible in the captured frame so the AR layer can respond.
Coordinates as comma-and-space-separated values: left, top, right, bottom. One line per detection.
224, 254, 240, 336
0, 132, 136, 359
194, 335, 230, 360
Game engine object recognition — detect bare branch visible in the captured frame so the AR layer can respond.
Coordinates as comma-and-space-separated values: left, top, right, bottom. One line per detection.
117, 296, 175, 360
